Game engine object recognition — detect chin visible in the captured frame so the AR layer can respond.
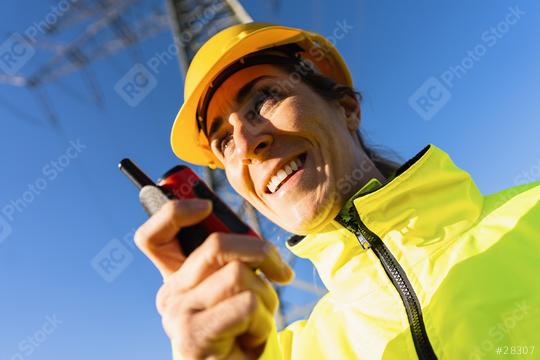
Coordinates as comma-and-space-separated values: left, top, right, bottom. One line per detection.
276, 193, 342, 235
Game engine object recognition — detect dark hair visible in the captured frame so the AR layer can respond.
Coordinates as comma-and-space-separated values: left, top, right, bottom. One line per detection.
270, 60, 403, 179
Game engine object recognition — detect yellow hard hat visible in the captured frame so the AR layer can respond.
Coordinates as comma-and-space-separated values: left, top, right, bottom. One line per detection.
170, 22, 353, 169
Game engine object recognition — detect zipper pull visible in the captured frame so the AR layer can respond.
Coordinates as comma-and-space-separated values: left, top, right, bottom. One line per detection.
356, 232, 371, 250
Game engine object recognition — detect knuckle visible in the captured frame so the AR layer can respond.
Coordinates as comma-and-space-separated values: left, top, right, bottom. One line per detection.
177, 320, 213, 359
162, 300, 191, 335
155, 285, 169, 315
134, 225, 152, 250
228, 260, 245, 281
174, 337, 199, 359
224, 260, 246, 291
205, 232, 226, 254
158, 284, 193, 319
240, 290, 258, 315
134, 201, 181, 251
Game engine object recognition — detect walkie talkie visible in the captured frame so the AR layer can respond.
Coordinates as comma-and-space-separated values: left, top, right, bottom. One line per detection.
119, 159, 259, 256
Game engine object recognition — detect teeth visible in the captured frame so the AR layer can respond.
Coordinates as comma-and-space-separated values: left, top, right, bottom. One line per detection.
290, 160, 298, 171
285, 165, 292, 175
266, 156, 304, 194
268, 178, 278, 193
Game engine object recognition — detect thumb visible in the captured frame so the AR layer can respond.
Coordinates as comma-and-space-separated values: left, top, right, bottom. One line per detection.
135, 199, 213, 278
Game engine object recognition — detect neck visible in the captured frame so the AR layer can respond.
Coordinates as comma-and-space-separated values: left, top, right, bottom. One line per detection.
341, 151, 388, 204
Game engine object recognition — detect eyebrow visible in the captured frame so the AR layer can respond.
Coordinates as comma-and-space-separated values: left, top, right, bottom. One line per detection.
208, 116, 223, 141
207, 75, 273, 140
235, 75, 272, 105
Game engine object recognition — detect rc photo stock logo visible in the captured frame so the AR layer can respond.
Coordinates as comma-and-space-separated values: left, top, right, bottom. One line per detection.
408, 5, 525, 121
112, 0, 227, 107
0, 0, 80, 76
114, 63, 158, 107
114, 39, 184, 107
0, 33, 36, 75
91, 238, 134, 282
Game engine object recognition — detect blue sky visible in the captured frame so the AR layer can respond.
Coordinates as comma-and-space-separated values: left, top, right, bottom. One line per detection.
1, 1, 539, 359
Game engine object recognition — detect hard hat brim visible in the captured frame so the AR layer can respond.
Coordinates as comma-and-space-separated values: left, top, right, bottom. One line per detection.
170, 26, 307, 169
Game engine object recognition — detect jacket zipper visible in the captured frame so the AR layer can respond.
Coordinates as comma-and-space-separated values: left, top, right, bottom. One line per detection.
345, 214, 437, 359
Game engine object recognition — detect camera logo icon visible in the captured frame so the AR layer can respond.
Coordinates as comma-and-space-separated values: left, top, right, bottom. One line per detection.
114, 63, 158, 107
91, 239, 134, 282
408, 77, 452, 121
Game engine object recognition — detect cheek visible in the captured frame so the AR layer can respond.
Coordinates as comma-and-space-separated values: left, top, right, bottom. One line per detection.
225, 166, 254, 201
225, 169, 273, 220
271, 96, 327, 134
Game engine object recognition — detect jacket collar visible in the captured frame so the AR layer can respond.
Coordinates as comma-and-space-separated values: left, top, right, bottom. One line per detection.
286, 144, 484, 292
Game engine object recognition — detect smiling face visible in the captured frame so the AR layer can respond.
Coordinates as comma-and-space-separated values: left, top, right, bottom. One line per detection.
205, 64, 384, 235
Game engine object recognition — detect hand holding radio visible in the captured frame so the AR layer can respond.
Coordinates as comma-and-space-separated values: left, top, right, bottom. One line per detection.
119, 159, 293, 358
154, 229, 290, 358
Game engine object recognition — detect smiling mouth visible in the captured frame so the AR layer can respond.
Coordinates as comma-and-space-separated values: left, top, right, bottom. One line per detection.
265, 153, 307, 194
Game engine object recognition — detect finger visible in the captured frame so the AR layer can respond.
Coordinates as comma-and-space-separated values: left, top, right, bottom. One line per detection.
162, 293, 258, 359
136, 199, 212, 250
134, 199, 212, 277
177, 261, 279, 314
191, 291, 274, 350
167, 233, 293, 290
156, 260, 278, 316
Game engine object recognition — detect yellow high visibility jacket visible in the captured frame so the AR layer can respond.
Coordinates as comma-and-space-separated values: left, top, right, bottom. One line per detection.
258, 144, 540, 359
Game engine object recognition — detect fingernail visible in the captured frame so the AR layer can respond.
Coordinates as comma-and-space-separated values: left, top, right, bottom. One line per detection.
281, 263, 293, 276
281, 264, 294, 282
263, 243, 294, 282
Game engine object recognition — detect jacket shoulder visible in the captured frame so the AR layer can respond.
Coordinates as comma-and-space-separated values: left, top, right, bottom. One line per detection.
482, 179, 540, 217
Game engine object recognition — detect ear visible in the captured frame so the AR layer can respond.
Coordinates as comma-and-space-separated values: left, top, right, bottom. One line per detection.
337, 93, 361, 132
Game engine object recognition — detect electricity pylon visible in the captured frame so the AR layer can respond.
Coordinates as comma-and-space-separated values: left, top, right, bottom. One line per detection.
0, 0, 170, 125
167, 0, 252, 77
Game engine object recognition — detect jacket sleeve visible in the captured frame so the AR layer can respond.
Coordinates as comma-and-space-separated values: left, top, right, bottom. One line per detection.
258, 319, 306, 360
257, 321, 285, 359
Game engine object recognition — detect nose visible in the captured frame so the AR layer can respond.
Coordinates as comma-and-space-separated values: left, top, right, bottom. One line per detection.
230, 112, 273, 164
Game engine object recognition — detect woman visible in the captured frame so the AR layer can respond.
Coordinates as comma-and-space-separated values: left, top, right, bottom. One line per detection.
135, 23, 540, 359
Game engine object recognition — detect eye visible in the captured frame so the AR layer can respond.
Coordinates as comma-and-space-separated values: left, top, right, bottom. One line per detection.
253, 88, 283, 115
218, 131, 233, 155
